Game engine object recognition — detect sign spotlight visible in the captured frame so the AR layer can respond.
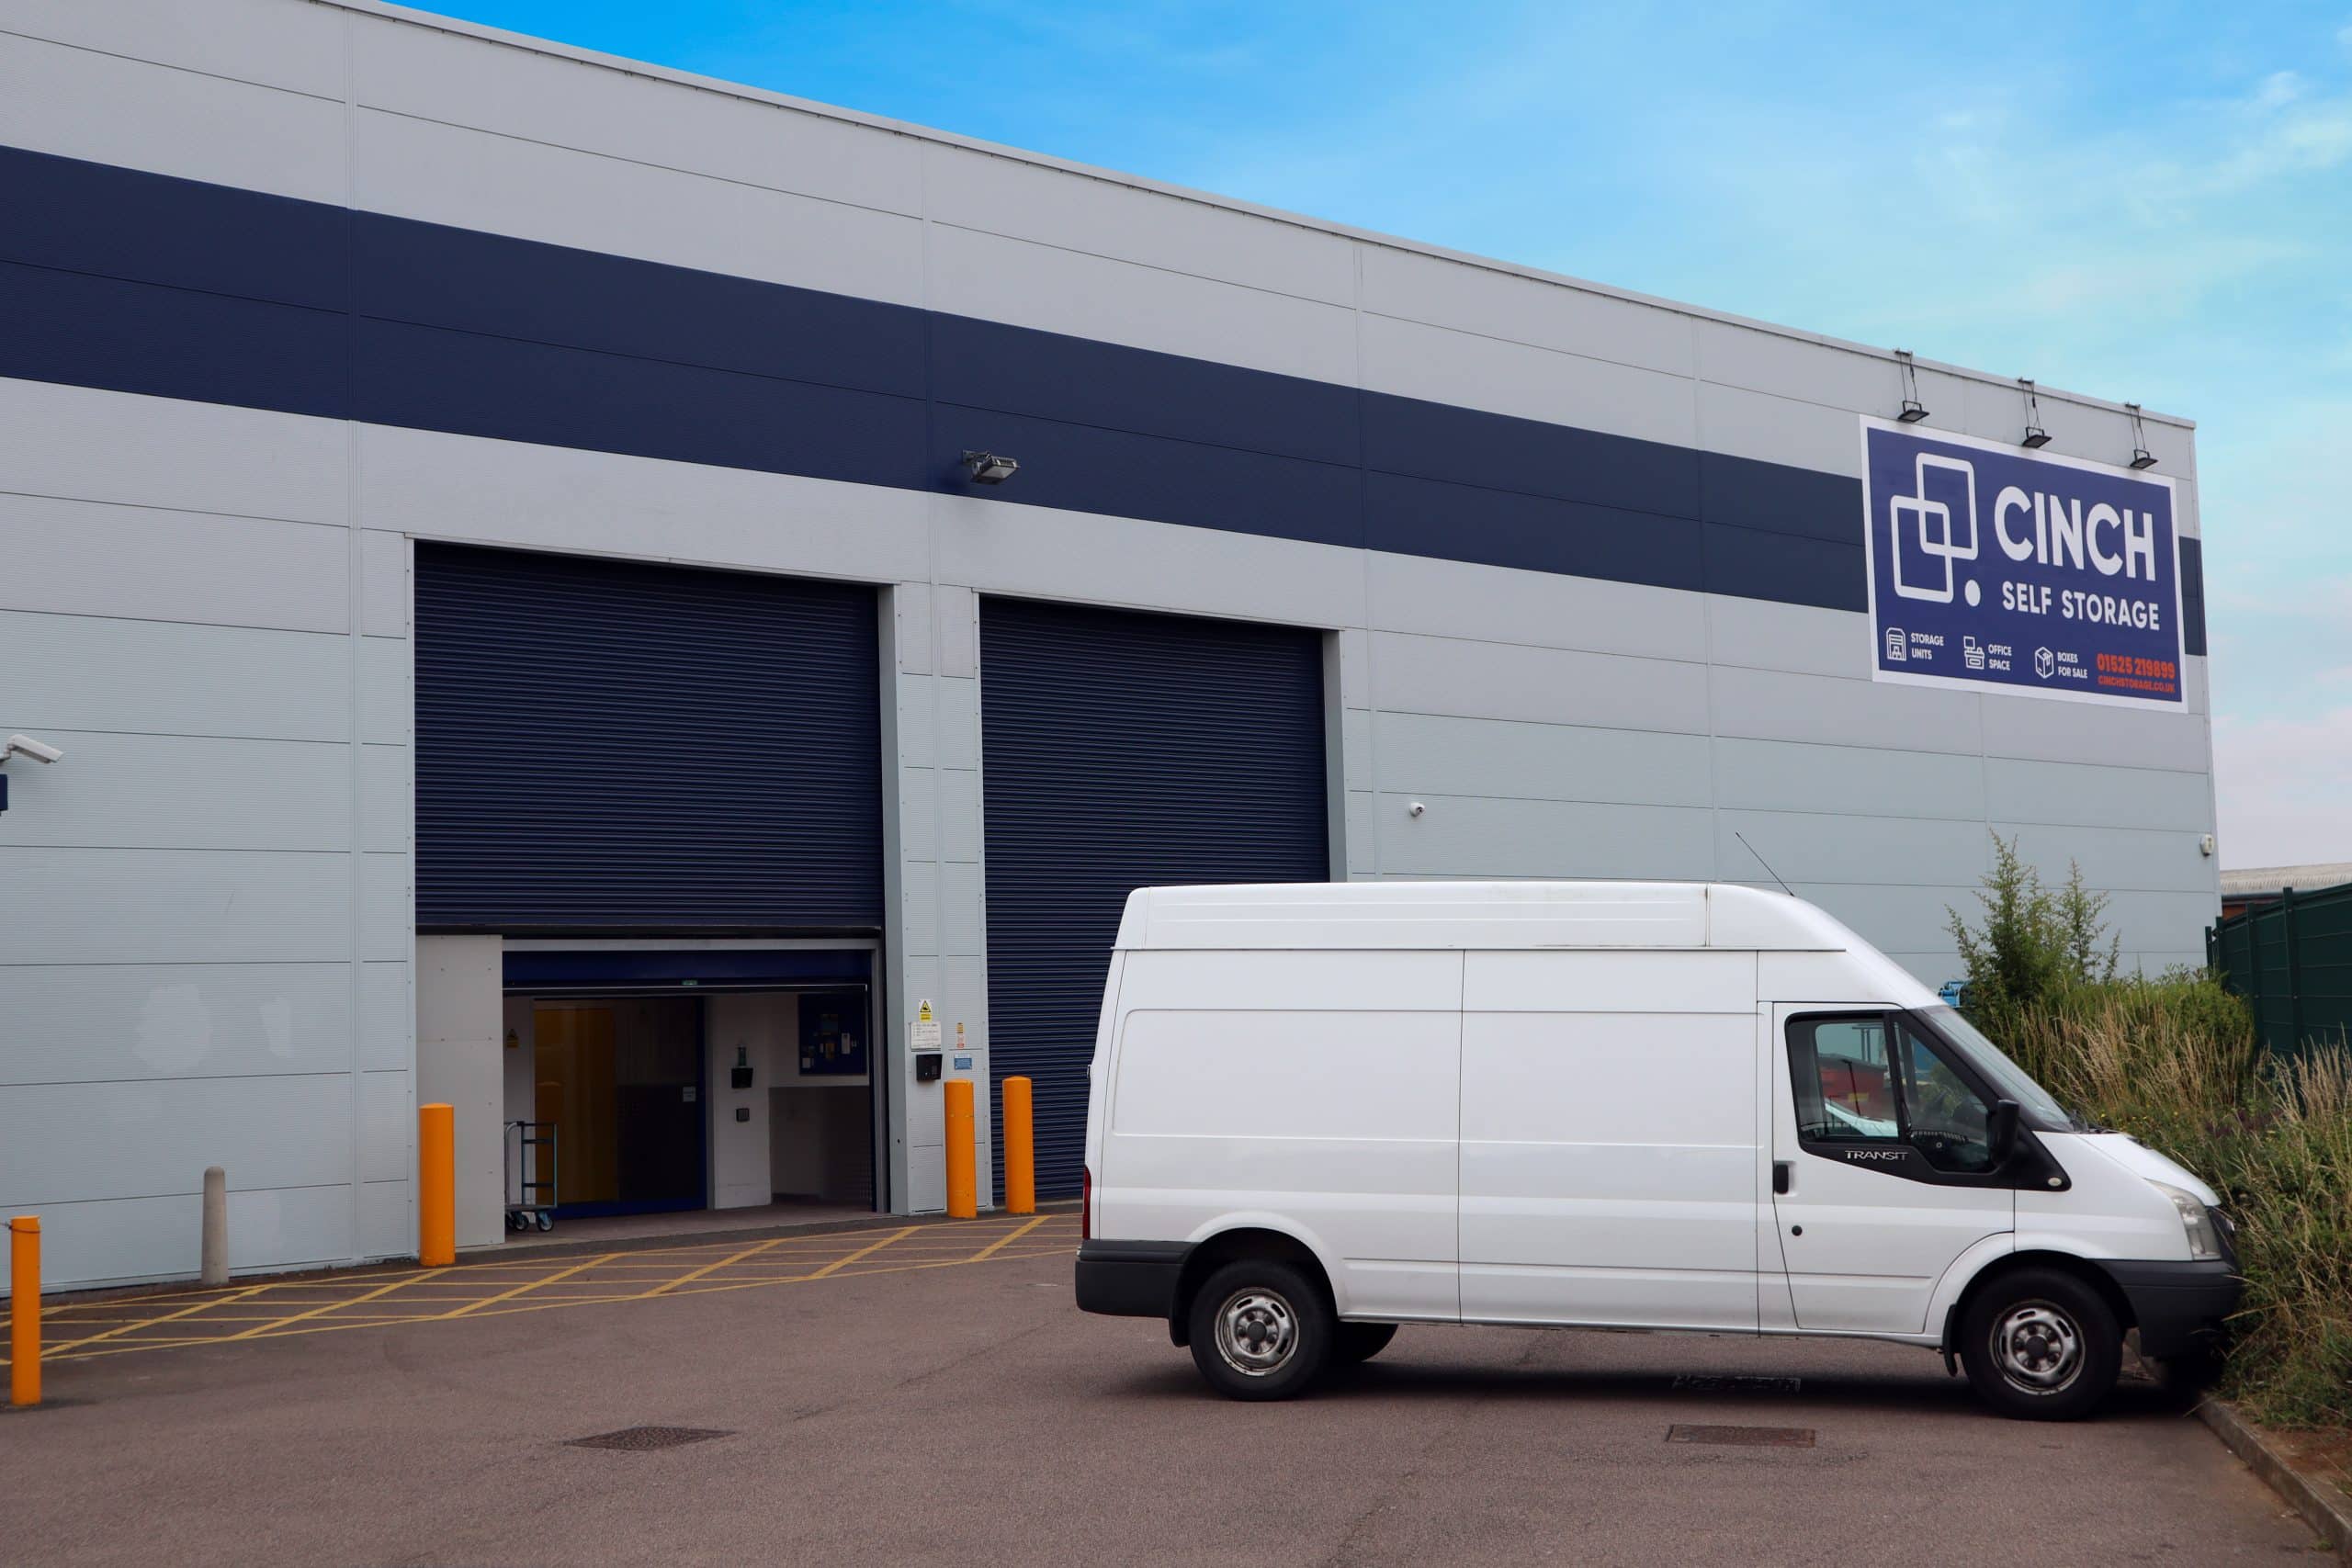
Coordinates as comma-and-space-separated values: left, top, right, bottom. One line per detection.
1894, 350, 1929, 423
2018, 378, 2051, 449
2126, 403, 2157, 469
960, 450, 1019, 485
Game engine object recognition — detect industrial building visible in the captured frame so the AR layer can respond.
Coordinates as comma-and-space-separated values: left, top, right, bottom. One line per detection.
0, 0, 2217, 1290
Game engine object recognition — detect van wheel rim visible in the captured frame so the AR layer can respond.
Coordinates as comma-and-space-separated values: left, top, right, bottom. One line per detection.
1992, 1302, 2084, 1393
1214, 1289, 1299, 1377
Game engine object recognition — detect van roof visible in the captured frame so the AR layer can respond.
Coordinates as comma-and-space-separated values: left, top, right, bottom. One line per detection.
1114, 881, 1860, 953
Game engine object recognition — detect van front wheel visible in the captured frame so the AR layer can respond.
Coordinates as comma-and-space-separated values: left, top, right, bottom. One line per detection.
1188, 1260, 1332, 1401
1959, 1269, 2120, 1421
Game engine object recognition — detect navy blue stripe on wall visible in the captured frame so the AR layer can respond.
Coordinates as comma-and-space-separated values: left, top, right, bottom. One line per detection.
0, 142, 2204, 651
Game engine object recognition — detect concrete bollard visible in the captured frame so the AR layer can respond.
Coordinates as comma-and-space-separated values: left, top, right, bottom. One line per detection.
1002, 1077, 1035, 1216
944, 1079, 977, 1219
419, 1103, 456, 1267
9, 1215, 39, 1408
199, 1167, 228, 1287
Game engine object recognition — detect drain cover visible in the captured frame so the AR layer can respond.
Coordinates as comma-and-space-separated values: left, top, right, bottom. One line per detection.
565, 1426, 731, 1452
1667, 1424, 1815, 1447
1670, 1374, 1803, 1394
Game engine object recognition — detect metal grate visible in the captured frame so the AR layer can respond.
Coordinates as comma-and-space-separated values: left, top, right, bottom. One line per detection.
1666, 1424, 1815, 1448
1670, 1374, 1804, 1394
565, 1426, 732, 1452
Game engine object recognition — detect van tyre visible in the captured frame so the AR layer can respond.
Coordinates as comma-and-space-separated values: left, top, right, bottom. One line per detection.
1188, 1260, 1332, 1401
1959, 1269, 2120, 1421
1334, 1323, 1397, 1366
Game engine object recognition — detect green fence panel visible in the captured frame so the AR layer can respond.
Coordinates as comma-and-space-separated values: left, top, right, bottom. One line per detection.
2211, 881, 2352, 1058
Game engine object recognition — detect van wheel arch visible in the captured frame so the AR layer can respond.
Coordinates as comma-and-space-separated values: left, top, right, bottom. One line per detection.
1168, 1228, 1334, 1348
1940, 1251, 2135, 1355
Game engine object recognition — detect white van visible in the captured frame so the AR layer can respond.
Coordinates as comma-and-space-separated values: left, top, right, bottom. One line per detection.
1074, 882, 2239, 1419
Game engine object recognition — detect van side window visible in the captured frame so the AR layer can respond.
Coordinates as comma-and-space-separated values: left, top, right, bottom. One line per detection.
1787, 1014, 1996, 1173
1789, 1018, 1897, 1141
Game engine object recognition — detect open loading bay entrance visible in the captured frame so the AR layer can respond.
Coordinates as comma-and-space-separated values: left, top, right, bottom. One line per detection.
502, 952, 879, 1227
413, 542, 889, 1239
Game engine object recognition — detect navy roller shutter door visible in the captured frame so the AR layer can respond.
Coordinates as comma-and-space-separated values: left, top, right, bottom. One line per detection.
415, 545, 882, 931
980, 599, 1329, 1198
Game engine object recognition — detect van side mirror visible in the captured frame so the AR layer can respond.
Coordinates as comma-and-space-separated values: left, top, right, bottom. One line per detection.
1988, 1099, 2020, 1167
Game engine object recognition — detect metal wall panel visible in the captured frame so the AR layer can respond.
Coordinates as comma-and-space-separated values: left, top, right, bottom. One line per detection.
0, 30, 346, 202
0, 962, 357, 1086
0, 495, 348, 632
923, 142, 1356, 306
413, 544, 883, 931
349, 14, 925, 218
5, 0, 349, 99
980, 599, 1329, 1197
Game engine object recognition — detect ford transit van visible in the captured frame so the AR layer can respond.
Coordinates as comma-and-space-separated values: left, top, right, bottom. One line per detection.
1074, 882, 2239, 1419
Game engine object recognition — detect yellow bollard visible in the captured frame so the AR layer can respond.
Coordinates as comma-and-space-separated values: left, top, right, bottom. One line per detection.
9, 1215, 38, 1408
419, 1103, 456, 1267
1001, 1077, 1035, 1216
944, 1079, 977, 1218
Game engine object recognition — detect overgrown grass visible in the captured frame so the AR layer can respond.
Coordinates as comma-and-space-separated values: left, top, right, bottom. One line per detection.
1990, 975, 2352, 1427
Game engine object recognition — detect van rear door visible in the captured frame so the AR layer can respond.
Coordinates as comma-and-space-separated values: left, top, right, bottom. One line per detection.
1097, 948, 1462, 1322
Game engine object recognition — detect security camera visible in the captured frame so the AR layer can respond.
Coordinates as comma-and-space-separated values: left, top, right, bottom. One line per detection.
2, 734, 62, 764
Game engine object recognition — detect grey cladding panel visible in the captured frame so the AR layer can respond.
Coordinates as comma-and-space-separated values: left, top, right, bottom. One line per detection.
1374, 712, 1713, 807
1984, 759, 2214, 832
1711, 665, 1982, 757
1713, 738, 1987, 822
1374, 633, 1710, 734
1376, 795, 1715, 879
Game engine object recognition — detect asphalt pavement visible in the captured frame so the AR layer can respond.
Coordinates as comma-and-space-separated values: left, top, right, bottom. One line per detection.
0, 1229, 2327, 1566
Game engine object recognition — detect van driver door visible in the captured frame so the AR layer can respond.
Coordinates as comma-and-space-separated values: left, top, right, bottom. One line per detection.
1766, 1006, 2014, 1336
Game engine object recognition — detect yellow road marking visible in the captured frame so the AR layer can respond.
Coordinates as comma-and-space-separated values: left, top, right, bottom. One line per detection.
967, 1215, 1048, 1261
440, 1252, 624, 1317
795, 1225, 917, 1280
16, 1216, 1081, 1364
217, 1269, 448, 1341
644, 1236, 796, 1296
40, 1284, 269, 1355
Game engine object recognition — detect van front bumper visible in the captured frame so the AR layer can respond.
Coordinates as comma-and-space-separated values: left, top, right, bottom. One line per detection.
1074, 1240, 1189, 1318
2097, 1259, 2243, 1359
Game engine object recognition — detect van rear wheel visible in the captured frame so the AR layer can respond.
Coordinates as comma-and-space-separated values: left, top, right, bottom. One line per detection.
1959, 1268, 2120, 1421
1187, 1260, 1331, 1401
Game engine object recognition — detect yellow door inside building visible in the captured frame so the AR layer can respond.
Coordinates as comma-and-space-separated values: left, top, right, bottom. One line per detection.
532, 998, 706, 1214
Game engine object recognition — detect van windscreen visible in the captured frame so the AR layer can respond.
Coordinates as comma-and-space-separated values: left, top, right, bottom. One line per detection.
1917, 1006, 2077, 1131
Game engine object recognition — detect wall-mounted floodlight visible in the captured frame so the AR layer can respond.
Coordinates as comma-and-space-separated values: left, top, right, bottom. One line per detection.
960, 450, 1019, 485
2018, 378, 2051, 448
1894, 350, 1929, 422
2126, 403, 2158, 469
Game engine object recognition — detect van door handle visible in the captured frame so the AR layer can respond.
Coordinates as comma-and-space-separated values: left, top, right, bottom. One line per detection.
1772, 1160, 1792, 1195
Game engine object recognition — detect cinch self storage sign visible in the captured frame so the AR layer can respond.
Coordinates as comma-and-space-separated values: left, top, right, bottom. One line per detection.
1860, 418, 2184, 707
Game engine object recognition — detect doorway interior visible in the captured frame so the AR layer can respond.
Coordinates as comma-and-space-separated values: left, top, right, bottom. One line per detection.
501, 948, 881, 1225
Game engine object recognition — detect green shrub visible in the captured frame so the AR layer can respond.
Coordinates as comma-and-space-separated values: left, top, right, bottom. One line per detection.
1950, 854, 2352, 1427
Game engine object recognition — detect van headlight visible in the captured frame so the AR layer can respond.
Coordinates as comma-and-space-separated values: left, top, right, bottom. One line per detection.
2152, 1181, 2225, 1262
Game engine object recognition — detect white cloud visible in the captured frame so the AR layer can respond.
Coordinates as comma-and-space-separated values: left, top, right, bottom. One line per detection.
2213, 705, 2352, 866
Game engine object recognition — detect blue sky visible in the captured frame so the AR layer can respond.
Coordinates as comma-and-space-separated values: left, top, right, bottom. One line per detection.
421, 0, 2352, 866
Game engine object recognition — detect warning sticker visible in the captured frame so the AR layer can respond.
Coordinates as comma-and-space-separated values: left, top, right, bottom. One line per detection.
911, 999, 941, 1050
